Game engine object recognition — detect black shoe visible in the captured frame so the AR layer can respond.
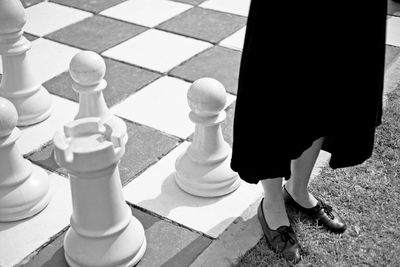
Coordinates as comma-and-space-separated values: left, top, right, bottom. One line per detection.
282, 186, 347, 233
257, 198, 301, 263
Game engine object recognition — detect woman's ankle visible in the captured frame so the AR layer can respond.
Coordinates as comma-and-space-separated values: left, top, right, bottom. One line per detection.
262, 197, 290, 229
284, 183, 317, 208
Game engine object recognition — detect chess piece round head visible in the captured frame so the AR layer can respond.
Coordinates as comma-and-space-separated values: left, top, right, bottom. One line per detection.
0, 97, 18, 138
187, 78, 227, 117
69, 51, 106, 86
0, 0, 26, 35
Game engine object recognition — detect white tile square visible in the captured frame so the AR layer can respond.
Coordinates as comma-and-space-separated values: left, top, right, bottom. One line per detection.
387, 16, 400, 47
111, 76, 235, 139
111, 76, 192, 138
1, 39, 80, 84
18, 95, 78, 155
29, 38, 81, 84
101, 0, 192, 27
25, 2, 92, 37
103, 29, 212, 73
219, 26, 246, 51
0, 170, 72, 267
200, 0, 251, 17
123, 142, 263, 238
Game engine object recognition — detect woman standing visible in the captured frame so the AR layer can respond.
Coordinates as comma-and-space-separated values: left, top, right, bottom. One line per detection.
231, 0, 387, 262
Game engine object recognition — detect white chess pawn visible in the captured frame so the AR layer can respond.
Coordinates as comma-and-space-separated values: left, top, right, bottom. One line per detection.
53, 117, 146, 267
69, 50, 128, 144
175, 78, 241, 197
0, 97, 51, 222
0, 0, 52, 126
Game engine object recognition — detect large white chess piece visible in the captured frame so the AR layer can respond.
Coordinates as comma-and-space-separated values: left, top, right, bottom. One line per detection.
69, 50, 128, 144
175, 78, 241, 197
0, 0, 52, 126
53, 118, 146, 267
0, 97, 51, 222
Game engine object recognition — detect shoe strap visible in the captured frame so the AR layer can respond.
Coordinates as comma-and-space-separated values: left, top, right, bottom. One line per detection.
316, 199, 335, 219
274, 226, 297, 245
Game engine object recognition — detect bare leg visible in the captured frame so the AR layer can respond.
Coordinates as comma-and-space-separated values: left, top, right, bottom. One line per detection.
261, 177, 290, 230
284, 137, 324, 208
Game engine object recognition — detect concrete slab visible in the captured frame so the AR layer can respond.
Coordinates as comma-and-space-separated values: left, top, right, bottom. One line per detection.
43, 57, 161, 107
100, 0, 192, 28
388, 0, 400, 17
172, 0, 207, 5
123, 142, 264, 238
27, 121, 181, 186
46, 15, 148, 53
157, 7, 246, 44
385, 44, 400, 69
19, 204, 213, 267
21, 0, 44, 8
0, 171, 72, 267
50, 0, 129, 13
170, 46, 241, 95
25, 2, 92, 37
103, 29, 212, 73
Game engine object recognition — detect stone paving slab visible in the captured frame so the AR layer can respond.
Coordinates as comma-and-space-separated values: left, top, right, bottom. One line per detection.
157, 7, 246, 43
170, 45, 241, 94
388, 0, 400, 16
49, 0, 129, 13
28, 120, 181, 186
43, 57, 161, 106
46, 15, 148, 53
18, 204, 213, 267
386, 45, 400, 69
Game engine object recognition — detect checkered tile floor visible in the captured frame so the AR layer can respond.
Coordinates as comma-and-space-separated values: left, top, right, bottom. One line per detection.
0, 0, 399, 266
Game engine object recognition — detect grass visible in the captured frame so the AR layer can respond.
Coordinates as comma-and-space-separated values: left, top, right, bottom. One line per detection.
235, 86, 400, 267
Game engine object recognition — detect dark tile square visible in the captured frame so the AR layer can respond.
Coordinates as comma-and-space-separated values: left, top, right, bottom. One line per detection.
44, 57, 161, 107
45, 15, 147, 53
19, 205, 212, 267
49, 0, 128, 13
170, 46, 241, 95
27, 121, 180, 186
21, 0, 43, 8
157, 7, 246, 43
171, 0, 207, 5
24, 33, 39, 42
388, 0, 400, 16
386, 44, 400, 69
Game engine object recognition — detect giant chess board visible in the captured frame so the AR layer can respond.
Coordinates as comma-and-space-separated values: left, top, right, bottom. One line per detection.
1, 0, 400, 266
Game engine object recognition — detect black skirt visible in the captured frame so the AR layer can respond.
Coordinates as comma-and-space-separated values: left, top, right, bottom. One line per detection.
230, 0, 387, 183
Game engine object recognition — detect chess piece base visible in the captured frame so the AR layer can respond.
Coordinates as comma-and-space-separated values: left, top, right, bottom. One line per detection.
64, 215, 146, 267
175, 152, 241, 197
7, 85, 52, 126
0, 164, 51, 222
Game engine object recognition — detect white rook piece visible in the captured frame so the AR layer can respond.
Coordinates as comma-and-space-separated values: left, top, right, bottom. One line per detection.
0, 0, 52, 126
0, 97, 51, 222
53, 118, 146, 267
175, 78, 241, 197
69, 50, 128, 144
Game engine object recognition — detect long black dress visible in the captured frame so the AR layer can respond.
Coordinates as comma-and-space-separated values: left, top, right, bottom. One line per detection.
230, 0, 387, 183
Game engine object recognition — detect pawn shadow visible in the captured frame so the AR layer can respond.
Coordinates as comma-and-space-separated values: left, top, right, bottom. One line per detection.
136, 171, 239, 237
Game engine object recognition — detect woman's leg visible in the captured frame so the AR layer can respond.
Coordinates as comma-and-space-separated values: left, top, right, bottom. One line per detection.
284, 137, 324, 208
261, 177, 290, 229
